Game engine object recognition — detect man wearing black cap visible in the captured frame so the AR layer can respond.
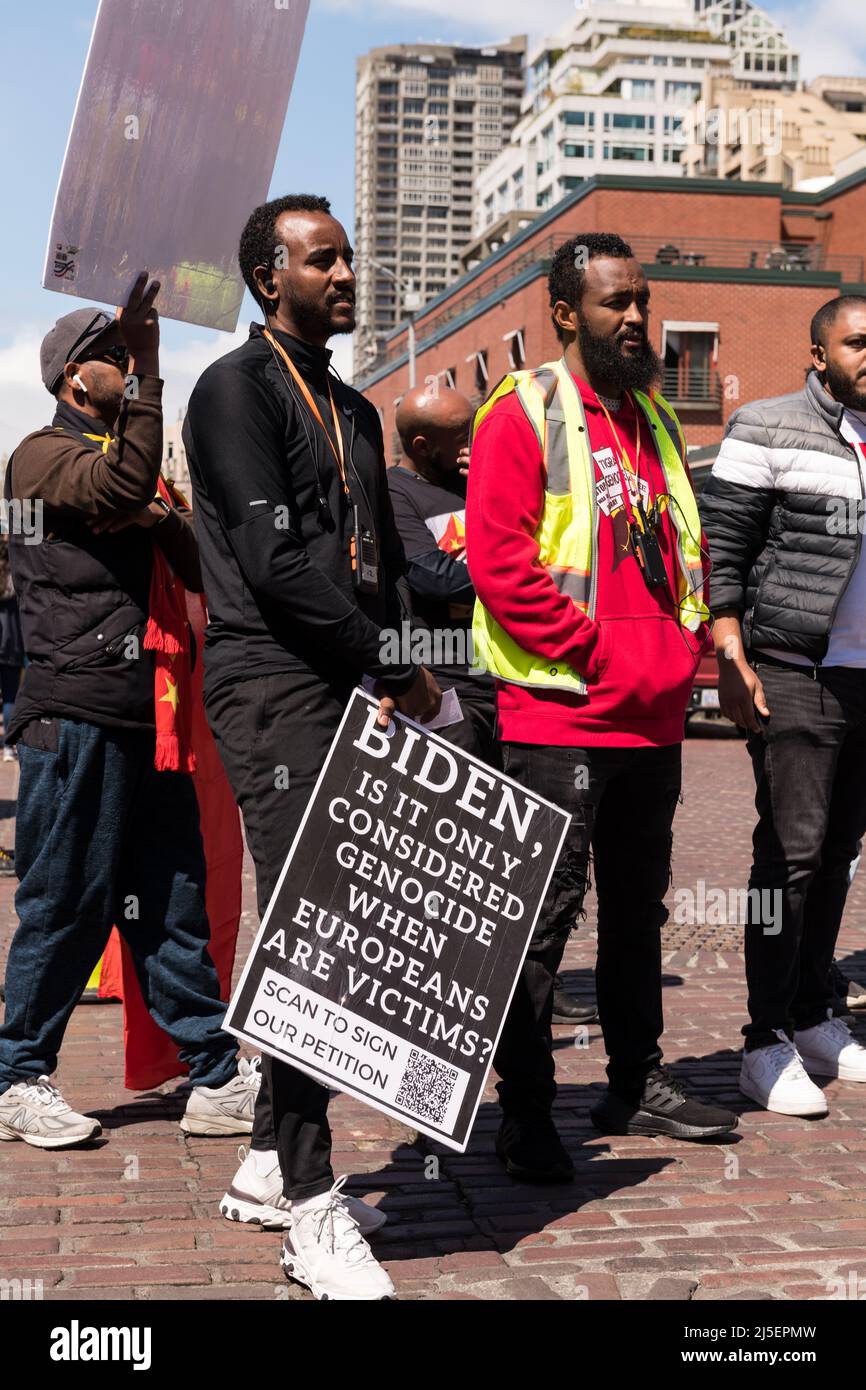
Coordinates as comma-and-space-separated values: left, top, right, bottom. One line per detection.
0, 276, 261, 1149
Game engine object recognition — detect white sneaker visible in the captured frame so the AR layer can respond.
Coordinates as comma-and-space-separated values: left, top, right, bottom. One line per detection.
0, 1076, 102, 1148
180, 1056, 261, 1136
795, 1011, 866, 1082
739, 1030, 828, 1116
2, 747, 14, 762
220, 1147, 387, 1235
281, 1176, 395, 1301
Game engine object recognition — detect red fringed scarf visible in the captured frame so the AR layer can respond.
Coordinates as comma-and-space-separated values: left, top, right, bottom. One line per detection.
143, 477, 196, 773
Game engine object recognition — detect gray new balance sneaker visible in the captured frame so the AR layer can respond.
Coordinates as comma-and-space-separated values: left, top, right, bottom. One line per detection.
180, 1056, 261, 1136
0, 1076, 102, 1148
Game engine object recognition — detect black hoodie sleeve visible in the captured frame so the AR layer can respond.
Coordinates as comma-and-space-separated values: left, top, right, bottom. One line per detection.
185, 359, 417, 693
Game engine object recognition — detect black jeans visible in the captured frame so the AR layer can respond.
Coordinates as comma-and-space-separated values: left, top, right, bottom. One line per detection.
744, 657, 866, 1049
499, 741, 682, 1103
207, 670, 351, 1201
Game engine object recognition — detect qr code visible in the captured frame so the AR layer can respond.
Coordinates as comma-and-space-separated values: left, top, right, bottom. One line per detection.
394, 1049, 458, 1126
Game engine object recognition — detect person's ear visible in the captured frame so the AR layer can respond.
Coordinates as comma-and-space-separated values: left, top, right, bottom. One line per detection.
413, 433, 431, 459
254, 264, 278, 301
811, 342, 826, 374
553, 300, 578, 339
63, 361, 87, 394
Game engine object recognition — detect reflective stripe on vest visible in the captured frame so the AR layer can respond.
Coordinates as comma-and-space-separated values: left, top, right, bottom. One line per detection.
471, 358, 708, 694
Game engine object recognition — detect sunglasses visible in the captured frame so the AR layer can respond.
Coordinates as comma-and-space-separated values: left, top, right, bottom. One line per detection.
81, 342, 130, 372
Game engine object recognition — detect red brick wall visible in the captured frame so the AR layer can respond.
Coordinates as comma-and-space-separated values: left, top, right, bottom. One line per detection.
367, 275, 834, 456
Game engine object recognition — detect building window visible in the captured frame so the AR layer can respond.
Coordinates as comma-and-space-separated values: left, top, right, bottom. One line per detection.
661, 323, 719, 403
503, 329, 525, 370
561, 110, 594, 127
466, 349, 488, 397
663, 146, 683, 163
564, 142, 594, 158
603, 112, 653, 131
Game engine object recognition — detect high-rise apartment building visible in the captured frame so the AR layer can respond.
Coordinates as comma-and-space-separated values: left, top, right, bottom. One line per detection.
354, 37, 525, 364
472, 0, 799, 236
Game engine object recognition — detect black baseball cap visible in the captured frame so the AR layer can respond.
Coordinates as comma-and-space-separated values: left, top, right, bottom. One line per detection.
40, 307, 116, 395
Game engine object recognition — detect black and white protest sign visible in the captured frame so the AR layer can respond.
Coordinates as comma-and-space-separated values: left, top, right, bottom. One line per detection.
225, 689, 570, 1151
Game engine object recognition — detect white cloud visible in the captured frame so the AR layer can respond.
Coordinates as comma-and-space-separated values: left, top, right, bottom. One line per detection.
770, 0, 866, 81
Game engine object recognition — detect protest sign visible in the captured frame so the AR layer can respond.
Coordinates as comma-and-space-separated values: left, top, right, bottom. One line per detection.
225, 689, 571, 1152
43, 0, 309, 331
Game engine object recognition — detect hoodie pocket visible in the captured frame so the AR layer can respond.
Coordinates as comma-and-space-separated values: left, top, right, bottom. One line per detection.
590, 615, 701, 722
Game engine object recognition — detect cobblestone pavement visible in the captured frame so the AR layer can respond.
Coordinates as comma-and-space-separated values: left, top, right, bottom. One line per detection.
3, 720, 866, 1303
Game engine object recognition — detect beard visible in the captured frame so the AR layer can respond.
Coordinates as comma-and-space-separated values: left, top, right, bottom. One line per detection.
283, 285, 355, 339
576, 315, 662, 394
822, 359, 866, 412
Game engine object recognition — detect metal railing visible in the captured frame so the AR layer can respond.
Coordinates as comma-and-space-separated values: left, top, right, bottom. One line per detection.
358, 231, 863, 381
661, 366, 722, 407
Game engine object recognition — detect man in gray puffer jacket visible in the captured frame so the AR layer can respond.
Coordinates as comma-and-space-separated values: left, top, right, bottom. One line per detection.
701, 294, 866, 1118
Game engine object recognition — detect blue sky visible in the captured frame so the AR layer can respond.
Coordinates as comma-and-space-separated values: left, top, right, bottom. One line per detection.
0, 0, 863, 452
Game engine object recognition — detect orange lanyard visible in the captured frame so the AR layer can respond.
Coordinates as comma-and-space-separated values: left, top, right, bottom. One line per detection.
264, 329, 349, 496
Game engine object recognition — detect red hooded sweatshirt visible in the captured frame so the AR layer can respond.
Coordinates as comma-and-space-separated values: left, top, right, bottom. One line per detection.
465, 371, 709, 747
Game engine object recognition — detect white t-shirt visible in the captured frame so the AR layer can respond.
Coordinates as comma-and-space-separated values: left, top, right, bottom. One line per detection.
756, 406, 866, 668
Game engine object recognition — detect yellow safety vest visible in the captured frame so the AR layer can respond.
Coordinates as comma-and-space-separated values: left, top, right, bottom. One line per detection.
470, 356, 708, 696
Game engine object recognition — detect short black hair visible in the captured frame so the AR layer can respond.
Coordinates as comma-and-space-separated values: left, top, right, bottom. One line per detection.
811, 294, 866, 350
238, 194, 332, 297
548, 232, 635, 341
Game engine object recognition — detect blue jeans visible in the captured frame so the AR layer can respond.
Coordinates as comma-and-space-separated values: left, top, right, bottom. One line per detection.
0, 718, 237, 1093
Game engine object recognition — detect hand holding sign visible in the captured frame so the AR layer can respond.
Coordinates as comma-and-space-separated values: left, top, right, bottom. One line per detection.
375, 665, 442, 729
115, 271, 161, 377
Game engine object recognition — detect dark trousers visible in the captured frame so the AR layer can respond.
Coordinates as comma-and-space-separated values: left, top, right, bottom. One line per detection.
0, 719, 237, 1093
499, 741, 682, 1103
744, 658, 866, 1048
207, 671, 349, 1200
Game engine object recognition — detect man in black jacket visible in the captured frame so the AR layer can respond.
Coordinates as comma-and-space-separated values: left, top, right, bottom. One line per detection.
701, 294, 866, 1118
0, 279, 259, 1149
184, 194, 440, 1301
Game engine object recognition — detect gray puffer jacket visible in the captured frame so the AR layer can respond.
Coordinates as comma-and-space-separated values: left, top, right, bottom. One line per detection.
699, 370, 863, 664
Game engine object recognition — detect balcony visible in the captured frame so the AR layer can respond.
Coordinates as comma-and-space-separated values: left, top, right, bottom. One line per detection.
661, 366, 722, 410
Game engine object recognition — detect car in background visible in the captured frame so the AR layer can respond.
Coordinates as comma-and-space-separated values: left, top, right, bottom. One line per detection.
688, 648, 721, 722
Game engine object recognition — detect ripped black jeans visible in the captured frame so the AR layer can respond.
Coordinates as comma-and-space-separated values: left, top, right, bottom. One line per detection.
494, 742, 682, 1108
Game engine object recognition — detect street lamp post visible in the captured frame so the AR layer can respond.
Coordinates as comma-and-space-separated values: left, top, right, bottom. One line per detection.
362, 257, 421, 389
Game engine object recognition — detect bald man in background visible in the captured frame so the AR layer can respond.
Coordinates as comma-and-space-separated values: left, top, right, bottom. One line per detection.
388, 386, 597, 1059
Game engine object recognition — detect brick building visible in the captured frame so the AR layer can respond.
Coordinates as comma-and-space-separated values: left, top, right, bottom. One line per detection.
356, 169, 866, 475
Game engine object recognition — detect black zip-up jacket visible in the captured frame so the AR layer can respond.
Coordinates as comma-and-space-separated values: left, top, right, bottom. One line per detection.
699, 370, 864, 664
183, 324, 417, 701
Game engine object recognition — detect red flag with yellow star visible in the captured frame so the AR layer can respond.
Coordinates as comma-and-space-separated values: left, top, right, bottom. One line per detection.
143, 479, 195, 773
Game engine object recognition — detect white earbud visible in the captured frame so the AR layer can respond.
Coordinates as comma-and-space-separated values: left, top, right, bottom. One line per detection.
72, 373, 88, 394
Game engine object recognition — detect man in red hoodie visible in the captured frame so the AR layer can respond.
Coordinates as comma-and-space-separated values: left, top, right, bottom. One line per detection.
466, 233, 738, 1155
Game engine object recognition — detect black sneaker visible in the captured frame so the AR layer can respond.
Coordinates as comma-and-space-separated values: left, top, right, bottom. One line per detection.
0, 847, 15, 878
590, 1067, 739, 1142
496, 1113, 575, 1183
552, 976, 598, 1024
